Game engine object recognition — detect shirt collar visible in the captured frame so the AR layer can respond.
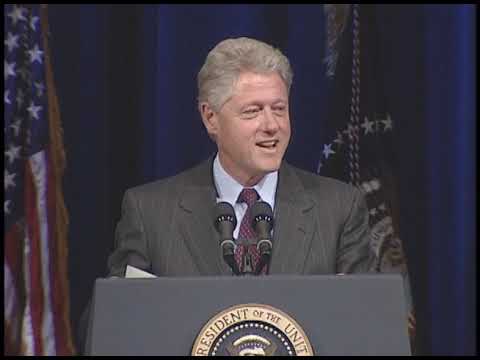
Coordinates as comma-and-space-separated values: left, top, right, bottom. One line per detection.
213, 154, 278, 210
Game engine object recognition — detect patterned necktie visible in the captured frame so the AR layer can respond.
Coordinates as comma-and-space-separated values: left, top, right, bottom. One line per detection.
235, 188, 265, 274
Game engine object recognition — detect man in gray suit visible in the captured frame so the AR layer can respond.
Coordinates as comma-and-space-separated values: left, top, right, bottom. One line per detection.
107, 37, 374, 277
79, 37, 375, 353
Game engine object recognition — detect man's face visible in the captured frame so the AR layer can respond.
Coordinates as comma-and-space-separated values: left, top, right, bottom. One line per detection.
201, 71, 291, 186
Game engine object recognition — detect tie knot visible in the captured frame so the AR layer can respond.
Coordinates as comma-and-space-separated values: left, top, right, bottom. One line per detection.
237, 188, 259, 207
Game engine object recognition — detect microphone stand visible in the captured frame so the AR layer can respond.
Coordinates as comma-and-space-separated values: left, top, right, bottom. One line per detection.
241, 252, 255, 276
253, 255, 268, 275
236, 237, 256, 276
253, 238, 272, 275
222, 246, 240, 276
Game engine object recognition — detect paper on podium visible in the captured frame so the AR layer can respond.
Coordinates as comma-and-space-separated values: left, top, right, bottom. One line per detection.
125, 265, 157, 278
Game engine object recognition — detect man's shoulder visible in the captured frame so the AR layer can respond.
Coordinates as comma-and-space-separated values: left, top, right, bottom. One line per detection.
285, 162, 358, 195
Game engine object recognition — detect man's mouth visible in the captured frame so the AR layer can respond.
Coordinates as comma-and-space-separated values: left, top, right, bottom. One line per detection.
256, 140, 279, 149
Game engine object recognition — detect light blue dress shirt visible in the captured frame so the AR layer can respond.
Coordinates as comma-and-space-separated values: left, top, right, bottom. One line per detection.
213, 154, 277, 239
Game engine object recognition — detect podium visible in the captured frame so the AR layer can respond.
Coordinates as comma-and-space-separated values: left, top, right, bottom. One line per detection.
85, 274, 410, 355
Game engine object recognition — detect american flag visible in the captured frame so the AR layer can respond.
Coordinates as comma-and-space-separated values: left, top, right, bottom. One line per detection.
4, 4, 75, 355
320, 4, 416, 351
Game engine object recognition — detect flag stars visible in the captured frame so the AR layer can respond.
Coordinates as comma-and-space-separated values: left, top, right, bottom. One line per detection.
27, 101, 42, 120
10, 118, 22, 137
5, 170, 16, 191
361, 116, 375, 135
5, 144, 21, 164
322, 143, 335, 159
30, 16, 40, 31
5, 200, 12, 215
35, 82, 45, 97
4, 32, 19, 52
380, 114, 393, 131
7, 5, 27, 26
28, 44, 43, 64
333, 131, 344, 147
5, 90, 11, 105
5, 61, 16, 81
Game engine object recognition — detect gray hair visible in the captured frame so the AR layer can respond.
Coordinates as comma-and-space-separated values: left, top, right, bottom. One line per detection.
197, 37, 293, 112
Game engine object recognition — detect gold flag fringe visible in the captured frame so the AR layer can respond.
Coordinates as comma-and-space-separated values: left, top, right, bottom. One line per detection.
40, 4, 76, 355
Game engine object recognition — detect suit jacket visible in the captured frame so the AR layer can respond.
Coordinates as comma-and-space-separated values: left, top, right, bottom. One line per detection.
107, 157, 374, 277
77, 158, 375, 353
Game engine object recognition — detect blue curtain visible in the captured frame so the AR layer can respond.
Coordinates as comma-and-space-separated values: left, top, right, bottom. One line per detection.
47, 4, 475, 355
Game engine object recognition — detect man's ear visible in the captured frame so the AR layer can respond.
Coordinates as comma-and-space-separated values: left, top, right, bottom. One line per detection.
199, 102, 218, 139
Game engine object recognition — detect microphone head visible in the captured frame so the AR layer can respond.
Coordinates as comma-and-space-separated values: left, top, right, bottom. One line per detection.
214, 202, 240, 275
214, 201, 237, 230
251, 201, 274, 230
251, 202, 274, 274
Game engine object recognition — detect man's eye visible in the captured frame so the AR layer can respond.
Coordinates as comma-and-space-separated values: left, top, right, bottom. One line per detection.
243, 108, 260, 116
273, 106, 286, 112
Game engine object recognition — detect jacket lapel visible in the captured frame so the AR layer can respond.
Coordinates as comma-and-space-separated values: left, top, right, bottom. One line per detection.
177, 158, 232, 275
269, 163, 315, 274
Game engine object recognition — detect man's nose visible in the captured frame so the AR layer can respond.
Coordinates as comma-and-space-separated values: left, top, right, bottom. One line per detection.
262, 108, 280, 132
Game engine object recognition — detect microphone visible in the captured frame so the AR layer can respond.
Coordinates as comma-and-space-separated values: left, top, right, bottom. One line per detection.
251, 201, 274, 275
214, 202, 240, 275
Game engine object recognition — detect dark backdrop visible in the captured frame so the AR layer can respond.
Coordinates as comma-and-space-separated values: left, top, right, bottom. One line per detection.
47, 4, 476, 355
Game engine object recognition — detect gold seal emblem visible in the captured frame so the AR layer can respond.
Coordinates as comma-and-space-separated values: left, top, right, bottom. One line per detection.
191, 304, 313, 356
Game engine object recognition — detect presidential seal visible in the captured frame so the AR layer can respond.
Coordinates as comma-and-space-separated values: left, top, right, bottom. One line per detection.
191, 304, 313, 356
